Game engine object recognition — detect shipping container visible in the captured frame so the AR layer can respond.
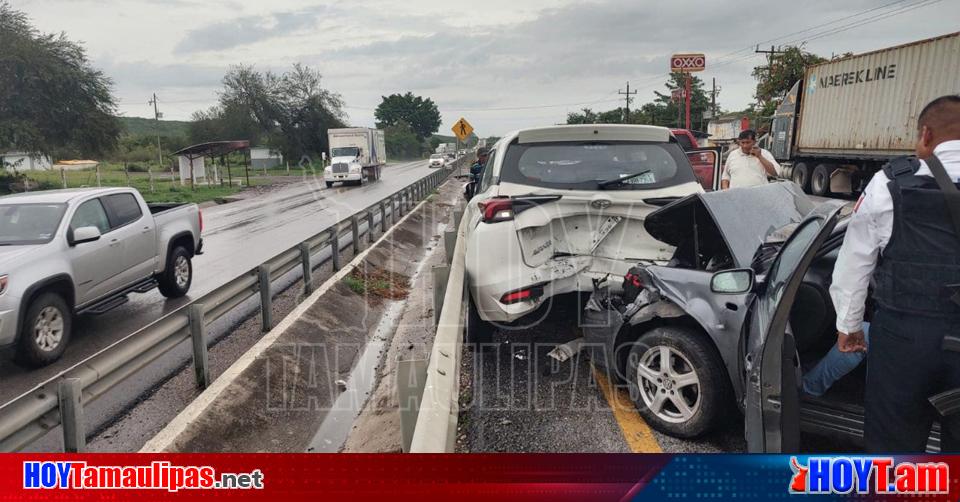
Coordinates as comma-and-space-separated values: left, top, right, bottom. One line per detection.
771, 32, 960, 197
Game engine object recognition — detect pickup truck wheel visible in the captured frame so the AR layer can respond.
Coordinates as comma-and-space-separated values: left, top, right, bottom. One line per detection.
466, 293, 495, 349
157, 246, 192, 298
325, 182, 334, 189
17, 293, 72, 367
626, 326, 729, 438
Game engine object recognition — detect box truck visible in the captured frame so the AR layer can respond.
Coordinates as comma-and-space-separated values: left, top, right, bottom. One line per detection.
324, 128, 387, 188
771, 32, 960, 197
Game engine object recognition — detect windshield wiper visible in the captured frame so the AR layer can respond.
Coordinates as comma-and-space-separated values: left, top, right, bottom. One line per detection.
597, 170, 651, 189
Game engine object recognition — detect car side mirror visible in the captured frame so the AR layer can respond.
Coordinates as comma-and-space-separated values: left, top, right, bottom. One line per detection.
710, 268, 754, 294
70, 226, 101, 246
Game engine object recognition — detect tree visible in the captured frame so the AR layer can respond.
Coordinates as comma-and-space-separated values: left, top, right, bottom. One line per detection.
752, 46, 826, 117
190, 64, 346, 161
384, 121, 421, 159
375, 92, 441, 140
0, 1, 120, 160
565, 74, 714, 130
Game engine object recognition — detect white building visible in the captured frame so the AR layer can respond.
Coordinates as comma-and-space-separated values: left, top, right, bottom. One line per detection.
178, 155, 208, 185
250, 147, 283, 169
1, 152, 52, 172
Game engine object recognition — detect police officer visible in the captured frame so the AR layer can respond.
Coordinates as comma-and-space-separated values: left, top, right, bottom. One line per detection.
830, 95, 960, 452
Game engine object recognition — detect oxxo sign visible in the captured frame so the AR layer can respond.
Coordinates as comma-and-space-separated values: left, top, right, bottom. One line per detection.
670, 53, 706, 72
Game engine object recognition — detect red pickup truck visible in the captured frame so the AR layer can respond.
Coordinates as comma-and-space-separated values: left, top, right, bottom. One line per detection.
671, 129, 720, 191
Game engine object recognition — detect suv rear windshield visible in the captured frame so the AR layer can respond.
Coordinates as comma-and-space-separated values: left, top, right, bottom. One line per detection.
499, 140, 697, 190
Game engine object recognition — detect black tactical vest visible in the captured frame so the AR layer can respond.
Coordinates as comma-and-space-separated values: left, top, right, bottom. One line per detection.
873, 157, 960, 318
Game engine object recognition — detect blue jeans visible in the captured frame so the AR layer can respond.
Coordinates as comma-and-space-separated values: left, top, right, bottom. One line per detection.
802, 322, 870, 397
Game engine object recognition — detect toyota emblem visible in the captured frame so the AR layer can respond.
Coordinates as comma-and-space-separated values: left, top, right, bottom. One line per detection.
591, 199, 612, 210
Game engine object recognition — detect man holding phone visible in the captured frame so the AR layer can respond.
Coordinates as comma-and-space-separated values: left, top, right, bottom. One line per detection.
720, 129, 780, 189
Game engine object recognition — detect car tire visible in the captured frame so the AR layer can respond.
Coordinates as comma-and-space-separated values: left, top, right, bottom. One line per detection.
811, 164, 835, 197
792, 162, 811, 193
626, 326, 730, 438
17, 292, 72, 367
157, 246, 192, 298
465, 293, 495, 348
326, 182, 334, 188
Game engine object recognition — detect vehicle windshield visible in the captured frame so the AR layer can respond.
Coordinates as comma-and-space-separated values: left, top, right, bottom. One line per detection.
430, 154, 443, 159
0, 203, 67, 245
500, 141, 697, 190
332, 147, 360, 157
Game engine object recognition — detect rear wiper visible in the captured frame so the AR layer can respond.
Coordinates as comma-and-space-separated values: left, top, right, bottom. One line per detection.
597, 170, 651, 189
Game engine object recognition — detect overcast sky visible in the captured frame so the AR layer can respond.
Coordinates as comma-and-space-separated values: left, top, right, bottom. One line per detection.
15, 0, 960, 137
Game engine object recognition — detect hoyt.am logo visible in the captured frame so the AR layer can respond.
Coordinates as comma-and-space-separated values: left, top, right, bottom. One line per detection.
789, 456, 949, 495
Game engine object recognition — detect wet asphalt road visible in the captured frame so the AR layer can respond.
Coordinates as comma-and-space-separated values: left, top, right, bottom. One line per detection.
0, 160, 436, 405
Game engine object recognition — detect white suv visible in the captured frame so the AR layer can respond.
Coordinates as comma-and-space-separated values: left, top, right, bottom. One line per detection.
462, 124, 718, 343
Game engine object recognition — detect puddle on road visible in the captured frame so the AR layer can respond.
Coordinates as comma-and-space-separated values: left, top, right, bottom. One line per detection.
306, 299, 404, 453
306, 203, 442, 453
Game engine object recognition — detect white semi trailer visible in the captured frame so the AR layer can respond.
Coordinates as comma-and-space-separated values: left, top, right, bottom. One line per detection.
324, 128, 387, 188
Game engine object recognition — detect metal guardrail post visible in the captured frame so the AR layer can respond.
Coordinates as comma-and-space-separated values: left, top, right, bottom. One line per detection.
351, 215, 361, 254
58, 378, 84, 453
366, 210, 375, 244
189, 304, 211, 389
380, 201, 387, 233
432, 265, 450, 326
391, 195, 398, 224
444, 229, 456, 264
300, 242, 313, 295
258, 265, 273, 332
330, 228, 341, 271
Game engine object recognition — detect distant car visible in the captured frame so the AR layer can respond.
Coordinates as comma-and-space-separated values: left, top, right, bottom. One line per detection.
429, 154, 446, 168
0, 187, 203, 366
462, 124, 719, 344
445, 153, 456, 163
582, 183, 856, 449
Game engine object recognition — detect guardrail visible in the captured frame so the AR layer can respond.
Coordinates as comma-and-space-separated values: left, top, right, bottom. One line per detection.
0, 157, 470, 452
408, 206, 468, 453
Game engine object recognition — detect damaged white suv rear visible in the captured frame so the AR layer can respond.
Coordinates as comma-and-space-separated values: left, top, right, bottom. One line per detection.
462, 124, 719, 343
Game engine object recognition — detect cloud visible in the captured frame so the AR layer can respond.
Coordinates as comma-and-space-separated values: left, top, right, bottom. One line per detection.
174, 6, 327, 54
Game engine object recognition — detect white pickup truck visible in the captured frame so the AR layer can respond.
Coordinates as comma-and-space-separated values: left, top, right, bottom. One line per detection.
0, 187, 203, 366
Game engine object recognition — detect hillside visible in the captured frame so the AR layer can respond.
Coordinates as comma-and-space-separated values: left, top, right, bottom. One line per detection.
119, 116, 190, 138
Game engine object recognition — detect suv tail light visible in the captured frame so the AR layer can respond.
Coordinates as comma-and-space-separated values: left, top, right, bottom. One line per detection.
500, 285, 545, 305
479, 198, 514, 223
198, 209, 204, 233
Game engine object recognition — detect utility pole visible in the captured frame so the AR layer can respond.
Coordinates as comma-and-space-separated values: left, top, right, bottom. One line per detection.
618, 82, 637, 123
711, 78, 718, 118
754, 45, 785, 79
147, 93, 161, 192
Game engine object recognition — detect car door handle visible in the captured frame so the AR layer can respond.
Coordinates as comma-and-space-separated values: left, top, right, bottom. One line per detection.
109, 238, 120, 247
141, 226, 152, 234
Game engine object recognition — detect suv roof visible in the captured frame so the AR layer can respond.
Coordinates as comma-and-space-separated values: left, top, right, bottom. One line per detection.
515, 124, 672, 144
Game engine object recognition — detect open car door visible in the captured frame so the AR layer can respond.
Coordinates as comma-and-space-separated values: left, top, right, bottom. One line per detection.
744, 203, 843, 452
686, 148, 722, 191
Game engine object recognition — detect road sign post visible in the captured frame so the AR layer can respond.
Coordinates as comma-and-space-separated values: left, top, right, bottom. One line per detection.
452, 117, 473, 142
670, 53, 705, 130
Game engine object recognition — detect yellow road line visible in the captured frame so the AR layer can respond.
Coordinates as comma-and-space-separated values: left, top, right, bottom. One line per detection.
593, 366, 663, 453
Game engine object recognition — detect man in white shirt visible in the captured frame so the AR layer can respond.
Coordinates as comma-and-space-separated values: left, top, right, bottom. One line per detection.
720, 129, 781, 189
828, 95, 960, 452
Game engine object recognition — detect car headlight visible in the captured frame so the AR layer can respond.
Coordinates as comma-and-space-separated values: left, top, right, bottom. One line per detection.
0, 275, 8, 295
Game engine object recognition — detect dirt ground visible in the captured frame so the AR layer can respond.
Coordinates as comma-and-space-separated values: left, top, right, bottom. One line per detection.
341, 191, 459, 452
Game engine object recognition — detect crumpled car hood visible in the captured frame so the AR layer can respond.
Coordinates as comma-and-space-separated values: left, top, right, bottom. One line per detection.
643, 182, 816, 268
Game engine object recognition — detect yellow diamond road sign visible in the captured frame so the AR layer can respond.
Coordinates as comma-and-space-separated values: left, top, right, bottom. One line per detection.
452, 117, 473, 141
